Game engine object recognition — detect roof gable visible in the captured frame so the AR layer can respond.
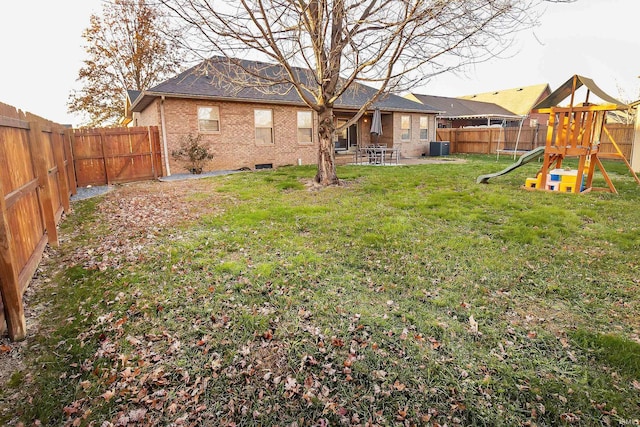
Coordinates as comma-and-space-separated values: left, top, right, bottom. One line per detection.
459, 83, 551, 116
127, 90, 141, 104
132, 57, 439, 114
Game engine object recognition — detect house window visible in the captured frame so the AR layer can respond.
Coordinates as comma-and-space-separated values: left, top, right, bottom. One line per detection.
297, 111, 313, 144
419, 116, 429, 140
255, 109, 273, 144
198, 106, 220, 132
401, 115, 411, 140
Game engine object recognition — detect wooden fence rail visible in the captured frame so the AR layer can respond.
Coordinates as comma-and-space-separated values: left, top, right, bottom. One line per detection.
1, 100, 163, 340
0, 103, 75, 340
437, 123, 634, 158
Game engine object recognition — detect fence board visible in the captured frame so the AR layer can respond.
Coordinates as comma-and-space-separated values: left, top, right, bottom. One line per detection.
72, 126, 162, 187
29, 121, 59, 246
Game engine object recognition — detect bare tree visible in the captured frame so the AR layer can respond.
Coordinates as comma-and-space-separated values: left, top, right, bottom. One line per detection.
161, 0, 551, 185
69, 0, 185, 127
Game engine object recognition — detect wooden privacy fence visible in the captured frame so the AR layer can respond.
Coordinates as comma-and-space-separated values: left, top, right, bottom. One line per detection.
437, 124, 634, 158
0, 105, 164, 340
72, 126, 162, 187
0, 103, 75, 341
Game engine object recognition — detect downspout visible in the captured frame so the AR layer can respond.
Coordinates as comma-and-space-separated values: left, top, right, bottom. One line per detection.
160, 96, 171, 176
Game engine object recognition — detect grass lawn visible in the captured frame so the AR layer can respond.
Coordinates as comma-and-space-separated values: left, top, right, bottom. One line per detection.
1, 154, 639, 426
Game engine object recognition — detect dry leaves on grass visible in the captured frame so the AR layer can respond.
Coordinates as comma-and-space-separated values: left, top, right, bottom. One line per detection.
68, 180, 228, 271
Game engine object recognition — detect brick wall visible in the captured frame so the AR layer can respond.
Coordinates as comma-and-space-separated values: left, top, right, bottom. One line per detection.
158, 98, 318, 174
392, 112, 436, 158
135, 97, 437, 174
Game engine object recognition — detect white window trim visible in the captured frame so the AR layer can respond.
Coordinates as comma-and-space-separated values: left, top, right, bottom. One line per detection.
419, 116, 429, 140
255, 108, 274, 145
297, 110, 314, 145
401, 115, 411, 141
197, 105, 221, 133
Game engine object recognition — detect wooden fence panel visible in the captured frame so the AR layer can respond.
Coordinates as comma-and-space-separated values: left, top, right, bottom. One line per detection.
438, 124, 633, 159
72, 130, 108, 186
0, 119, 43, 340
0, 102, 75, 340
72, 126, 161, 187
601, 124, 633, 158
0, 127, 45, 269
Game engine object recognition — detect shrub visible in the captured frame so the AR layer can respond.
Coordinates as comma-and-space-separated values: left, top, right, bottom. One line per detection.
171, 134, 214, 174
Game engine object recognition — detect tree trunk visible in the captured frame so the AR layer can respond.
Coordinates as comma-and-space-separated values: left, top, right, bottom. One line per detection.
315, 108, 340, 185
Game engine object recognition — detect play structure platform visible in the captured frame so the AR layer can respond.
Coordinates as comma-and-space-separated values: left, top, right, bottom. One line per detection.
476, 146, 545, 184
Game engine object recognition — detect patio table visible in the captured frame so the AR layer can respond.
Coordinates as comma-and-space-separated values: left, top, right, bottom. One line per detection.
355, 146, 399, 165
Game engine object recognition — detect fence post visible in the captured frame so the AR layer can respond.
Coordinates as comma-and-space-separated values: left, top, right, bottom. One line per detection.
0, 176, 26, 341
100, 128, 111, 185
148, 127, 158, 179
63, 129, 78, 196
28, 121, 59, 247
52, 130, 71, 214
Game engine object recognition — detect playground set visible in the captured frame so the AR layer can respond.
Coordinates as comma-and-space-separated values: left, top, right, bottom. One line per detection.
477, 75, 640, 193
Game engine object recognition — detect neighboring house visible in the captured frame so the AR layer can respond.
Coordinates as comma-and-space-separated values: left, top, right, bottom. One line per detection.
121, 89, 141, 127
129, 57, 440, 175
405, 93, 522, 128
458, 83, 551, 128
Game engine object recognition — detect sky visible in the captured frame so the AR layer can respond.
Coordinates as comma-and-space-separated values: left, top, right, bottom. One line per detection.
0, 0, 639, 127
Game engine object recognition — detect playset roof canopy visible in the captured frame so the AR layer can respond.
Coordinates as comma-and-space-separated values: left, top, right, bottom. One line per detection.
533, 74, 628, 111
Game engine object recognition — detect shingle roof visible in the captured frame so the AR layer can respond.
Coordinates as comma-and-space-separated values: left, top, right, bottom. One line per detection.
409, 93, 520, 119
127, 90, 141, 104
459, 83, 551, 116
132, 57, 440, 114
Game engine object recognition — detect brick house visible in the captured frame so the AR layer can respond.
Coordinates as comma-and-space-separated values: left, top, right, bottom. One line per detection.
128, 58, 440, 175
407, 83, 552, 131
457, 83, 552, 129
405, 93, 522, 128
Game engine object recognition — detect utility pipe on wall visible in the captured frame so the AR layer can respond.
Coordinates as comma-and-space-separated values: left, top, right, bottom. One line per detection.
160, 96, 171, 176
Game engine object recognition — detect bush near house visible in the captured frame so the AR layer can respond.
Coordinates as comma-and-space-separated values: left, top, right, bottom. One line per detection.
171, 133, 214, 174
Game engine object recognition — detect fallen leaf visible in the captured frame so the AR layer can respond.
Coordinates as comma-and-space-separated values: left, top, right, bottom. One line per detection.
126, 335, 141, 346
372, 370, 387, 379
102, 390, 115, 402
128, 408, 148, 422
560, 413, 579, 423
469, 316, 478, 334
429, 337, 442, 350
396, 406, 408, 420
